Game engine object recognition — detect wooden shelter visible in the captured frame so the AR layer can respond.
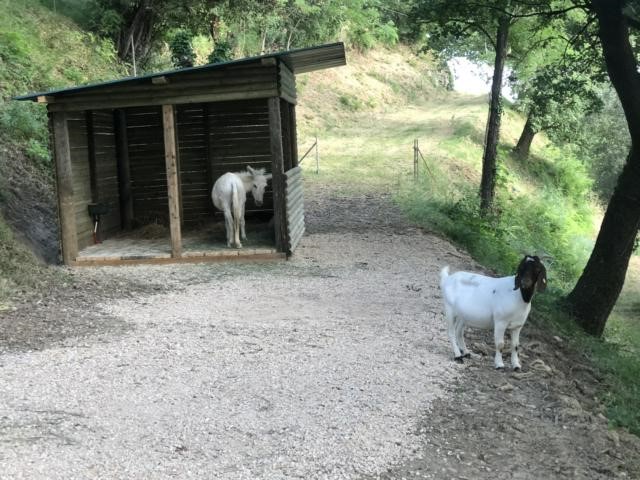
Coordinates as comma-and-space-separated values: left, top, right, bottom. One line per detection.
16, 43, 346, 266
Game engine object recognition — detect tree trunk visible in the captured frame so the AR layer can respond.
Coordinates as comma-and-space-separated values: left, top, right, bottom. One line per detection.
480, 15, 510, 214
513, 114, 536, 159
116, 0, 155, 65
566, 0, 640, 336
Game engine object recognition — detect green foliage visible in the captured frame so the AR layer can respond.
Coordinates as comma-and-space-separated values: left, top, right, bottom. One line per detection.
169, 30, 196, 68
208, 39, 233, 64
338, 94, 368, 112
573, 89, 630, 202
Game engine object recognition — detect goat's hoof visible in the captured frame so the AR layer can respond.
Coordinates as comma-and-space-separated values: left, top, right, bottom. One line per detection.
513, 366, 521, 372
495, 366, 505, 370
463, 353, 472, 359
454, 356, 464, 364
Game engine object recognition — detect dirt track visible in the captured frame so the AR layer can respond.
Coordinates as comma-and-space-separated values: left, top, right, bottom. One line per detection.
1, 183, 639, 479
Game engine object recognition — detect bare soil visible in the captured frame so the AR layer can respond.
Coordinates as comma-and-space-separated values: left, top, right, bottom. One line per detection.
0, 182, 639, 479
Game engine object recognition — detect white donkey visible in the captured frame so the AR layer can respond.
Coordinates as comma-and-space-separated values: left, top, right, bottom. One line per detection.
211, 166, 272, 248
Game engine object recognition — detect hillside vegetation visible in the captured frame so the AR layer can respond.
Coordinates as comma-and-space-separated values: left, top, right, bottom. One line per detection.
0, 0, 126, 304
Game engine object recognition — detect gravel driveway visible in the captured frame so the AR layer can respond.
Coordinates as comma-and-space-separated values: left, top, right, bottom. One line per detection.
0, 185, 468, 479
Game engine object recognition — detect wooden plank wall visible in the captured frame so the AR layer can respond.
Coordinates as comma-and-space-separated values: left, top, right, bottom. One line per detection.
126, 106, 169, 225
49, 64, 279, 112
176, 104, 209, 226
67, 113, 93, 249
285, 166, 305, 253
91, 110, 121, 237
278, 63, 296, 104
208, 99, 274, 214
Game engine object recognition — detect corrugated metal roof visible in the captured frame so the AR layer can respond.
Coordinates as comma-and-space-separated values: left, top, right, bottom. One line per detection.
15, 42, 346, 101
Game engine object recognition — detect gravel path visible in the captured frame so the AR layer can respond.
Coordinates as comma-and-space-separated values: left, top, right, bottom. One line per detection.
0, 185, 469, 479
2, 184, 639, 479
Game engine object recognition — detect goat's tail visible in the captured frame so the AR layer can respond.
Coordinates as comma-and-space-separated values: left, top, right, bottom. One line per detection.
439, 266, 450, 290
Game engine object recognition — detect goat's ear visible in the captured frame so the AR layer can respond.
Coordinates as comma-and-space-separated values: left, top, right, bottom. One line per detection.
265, 173, 272, 181
536, 264, 547, 292
514, 257, 526, 290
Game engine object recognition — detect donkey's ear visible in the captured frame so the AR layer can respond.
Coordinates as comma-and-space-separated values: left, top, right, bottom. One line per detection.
265, 173, 272, 181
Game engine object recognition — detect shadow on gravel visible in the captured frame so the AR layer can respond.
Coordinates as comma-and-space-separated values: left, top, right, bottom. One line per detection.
366, 324, 640, 480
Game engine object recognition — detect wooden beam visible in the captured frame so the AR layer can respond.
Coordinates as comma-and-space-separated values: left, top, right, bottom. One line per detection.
162, 104, 182, 258
268, 97, 287, 253
48, 88, 279, 113
114, 109, 134, 229
51, 111, 78, 264
37, 95, 54, 103
151, 76, 169, 85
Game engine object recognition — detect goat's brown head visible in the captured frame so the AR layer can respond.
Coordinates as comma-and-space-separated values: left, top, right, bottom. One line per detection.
514, 255, 547, 302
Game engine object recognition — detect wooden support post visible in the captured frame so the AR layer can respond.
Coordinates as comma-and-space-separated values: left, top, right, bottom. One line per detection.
162, 104, 182, 258
114, 109, 134, 229
51, 111, 78, 264
268, 97, 287, 253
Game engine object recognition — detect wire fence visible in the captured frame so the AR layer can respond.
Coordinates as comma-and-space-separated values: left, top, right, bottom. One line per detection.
413, 138, 433, 180
299, 135, 319, 174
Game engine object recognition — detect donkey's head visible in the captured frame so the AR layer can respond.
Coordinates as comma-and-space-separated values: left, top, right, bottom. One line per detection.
246, 166, 272, 207
514, 255, 547, 303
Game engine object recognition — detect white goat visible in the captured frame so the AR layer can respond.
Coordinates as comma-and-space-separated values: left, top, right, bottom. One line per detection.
439, 255, 547, 370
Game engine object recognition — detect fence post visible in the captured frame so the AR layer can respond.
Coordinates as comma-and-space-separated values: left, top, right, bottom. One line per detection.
413, 138, 418, 180
315, 135, 319, 174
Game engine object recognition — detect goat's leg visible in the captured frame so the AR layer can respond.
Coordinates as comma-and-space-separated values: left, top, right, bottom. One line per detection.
455, 320, 470, 358
493, 321, 507, 370
223, 209, 234, 247
445, 306, 464, 362
510, 326, 523, 371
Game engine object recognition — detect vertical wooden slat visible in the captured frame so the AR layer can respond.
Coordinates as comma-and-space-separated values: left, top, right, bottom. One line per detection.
162, 104, 182, 257
203, 102, 214, 196
114, 109, 134, 229
280, 99, 293, 172
268, 96, 287, 252
289, 103, 299, 168
85, 110, 98, 202
52, 111, 78, 264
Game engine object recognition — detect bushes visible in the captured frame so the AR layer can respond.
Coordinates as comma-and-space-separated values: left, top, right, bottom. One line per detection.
398, 144, 595, 289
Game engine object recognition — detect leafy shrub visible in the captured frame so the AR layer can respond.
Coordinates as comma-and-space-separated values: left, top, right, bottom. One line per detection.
0, 102, 48, 144
208, 39, 233, 64
169, 30, 196, 69
339, 94, 365, 111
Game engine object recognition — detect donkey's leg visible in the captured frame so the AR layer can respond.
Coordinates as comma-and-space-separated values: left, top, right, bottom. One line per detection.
223, 208, 234, 248
233, 212, 242, 248
240, 202, 247, 241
